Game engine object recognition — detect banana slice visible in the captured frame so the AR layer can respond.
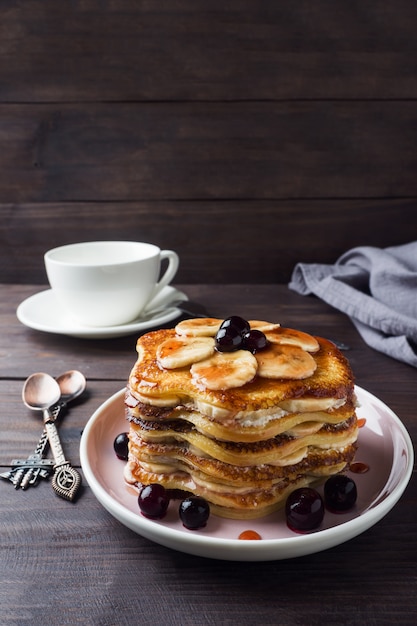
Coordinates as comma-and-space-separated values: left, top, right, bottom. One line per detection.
264, 327, 320, 353
191, 350, 258, 391
175, 318, 222, 337
249, 320, 281, 332
157, 337, 215, 369
255, 343, 317, 379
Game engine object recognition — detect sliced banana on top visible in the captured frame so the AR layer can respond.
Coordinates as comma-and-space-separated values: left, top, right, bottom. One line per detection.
157, 336, 215, 369
162, 317, 318, 388
248, 320, 281, 332
264, 327, 320, 353
255, 343, 317, 379
191, 350, 258, 391
175, 318, 222, 337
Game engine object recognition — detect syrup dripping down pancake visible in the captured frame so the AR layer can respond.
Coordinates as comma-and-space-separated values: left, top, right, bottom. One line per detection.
124, 318, 358, 519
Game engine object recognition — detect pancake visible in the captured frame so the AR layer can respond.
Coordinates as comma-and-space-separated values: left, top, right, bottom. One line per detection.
124, 317, 358, 519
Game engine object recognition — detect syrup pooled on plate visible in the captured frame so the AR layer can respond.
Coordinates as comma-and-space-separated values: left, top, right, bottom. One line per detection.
238, 530, 262, 540
350, 462, 370, 474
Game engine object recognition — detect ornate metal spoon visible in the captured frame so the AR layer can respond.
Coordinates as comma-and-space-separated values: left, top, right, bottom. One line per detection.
1, 370, 86, 489
22, 373, 82, 502
20, 370, 87, 489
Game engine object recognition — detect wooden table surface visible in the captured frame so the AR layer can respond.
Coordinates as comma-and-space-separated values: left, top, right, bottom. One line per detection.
1, 283, 416, 626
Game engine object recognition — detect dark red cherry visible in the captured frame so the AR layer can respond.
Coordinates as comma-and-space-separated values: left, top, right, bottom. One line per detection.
285, 488, 324, 532
243, 329, 268, 353
215, 324, 244, 352
222, 316, 251, 336
215, 316, 252, 352
138, 484, 170, 519
324, 474, 357, 512
179, 496, 210, 529
113, 432, 129, 460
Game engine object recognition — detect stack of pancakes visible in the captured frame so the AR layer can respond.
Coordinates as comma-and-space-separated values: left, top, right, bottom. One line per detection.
124, 318, 358, 519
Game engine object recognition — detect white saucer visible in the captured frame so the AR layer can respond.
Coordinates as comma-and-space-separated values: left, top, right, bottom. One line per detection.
16, 286, 188, 339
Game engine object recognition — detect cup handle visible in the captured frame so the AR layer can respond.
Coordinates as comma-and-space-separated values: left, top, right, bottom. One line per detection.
150, 250, 179, 300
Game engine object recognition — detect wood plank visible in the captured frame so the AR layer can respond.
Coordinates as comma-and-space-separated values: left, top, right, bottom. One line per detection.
1, 1, 417, 101
0, 102, 417, 203
1, 200, 416, 284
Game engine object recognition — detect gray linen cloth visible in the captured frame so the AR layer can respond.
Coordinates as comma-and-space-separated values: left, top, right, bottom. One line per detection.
289, 241, 417, 367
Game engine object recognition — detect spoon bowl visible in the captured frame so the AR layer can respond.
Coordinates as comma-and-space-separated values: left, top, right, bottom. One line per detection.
56, 370, 86, 404
22, 372, 61, 413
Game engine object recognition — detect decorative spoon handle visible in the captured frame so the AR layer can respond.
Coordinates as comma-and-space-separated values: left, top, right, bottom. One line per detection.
1, 404, 62, 489
43, 412, 82, 502
19, 402, 62, 489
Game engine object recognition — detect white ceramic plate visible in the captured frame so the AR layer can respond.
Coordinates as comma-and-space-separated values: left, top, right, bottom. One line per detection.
16, 286, 188, 339
80, 386, 414, 561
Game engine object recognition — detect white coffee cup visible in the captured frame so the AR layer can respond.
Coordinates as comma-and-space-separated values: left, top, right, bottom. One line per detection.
44, 241, 179, 327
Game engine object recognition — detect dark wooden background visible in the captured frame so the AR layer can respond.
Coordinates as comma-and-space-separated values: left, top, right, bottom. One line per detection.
1, 1, 417, 284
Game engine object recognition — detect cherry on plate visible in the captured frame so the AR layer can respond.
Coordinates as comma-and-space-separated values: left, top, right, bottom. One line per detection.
179, 496, 210, 530
324, 474, 357, 512
285, 487, 324, 532
113, 432, 129, 460
138, 484, 170, 519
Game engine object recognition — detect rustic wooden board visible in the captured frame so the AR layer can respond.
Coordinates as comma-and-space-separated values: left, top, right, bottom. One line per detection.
1, 1, 416, 286
1, 200, 416, 283
1, 0, 416, 101
0, 102, 416, 203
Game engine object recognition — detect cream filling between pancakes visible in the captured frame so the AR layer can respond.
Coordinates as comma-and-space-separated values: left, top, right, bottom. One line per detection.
131, 387, 348, 422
